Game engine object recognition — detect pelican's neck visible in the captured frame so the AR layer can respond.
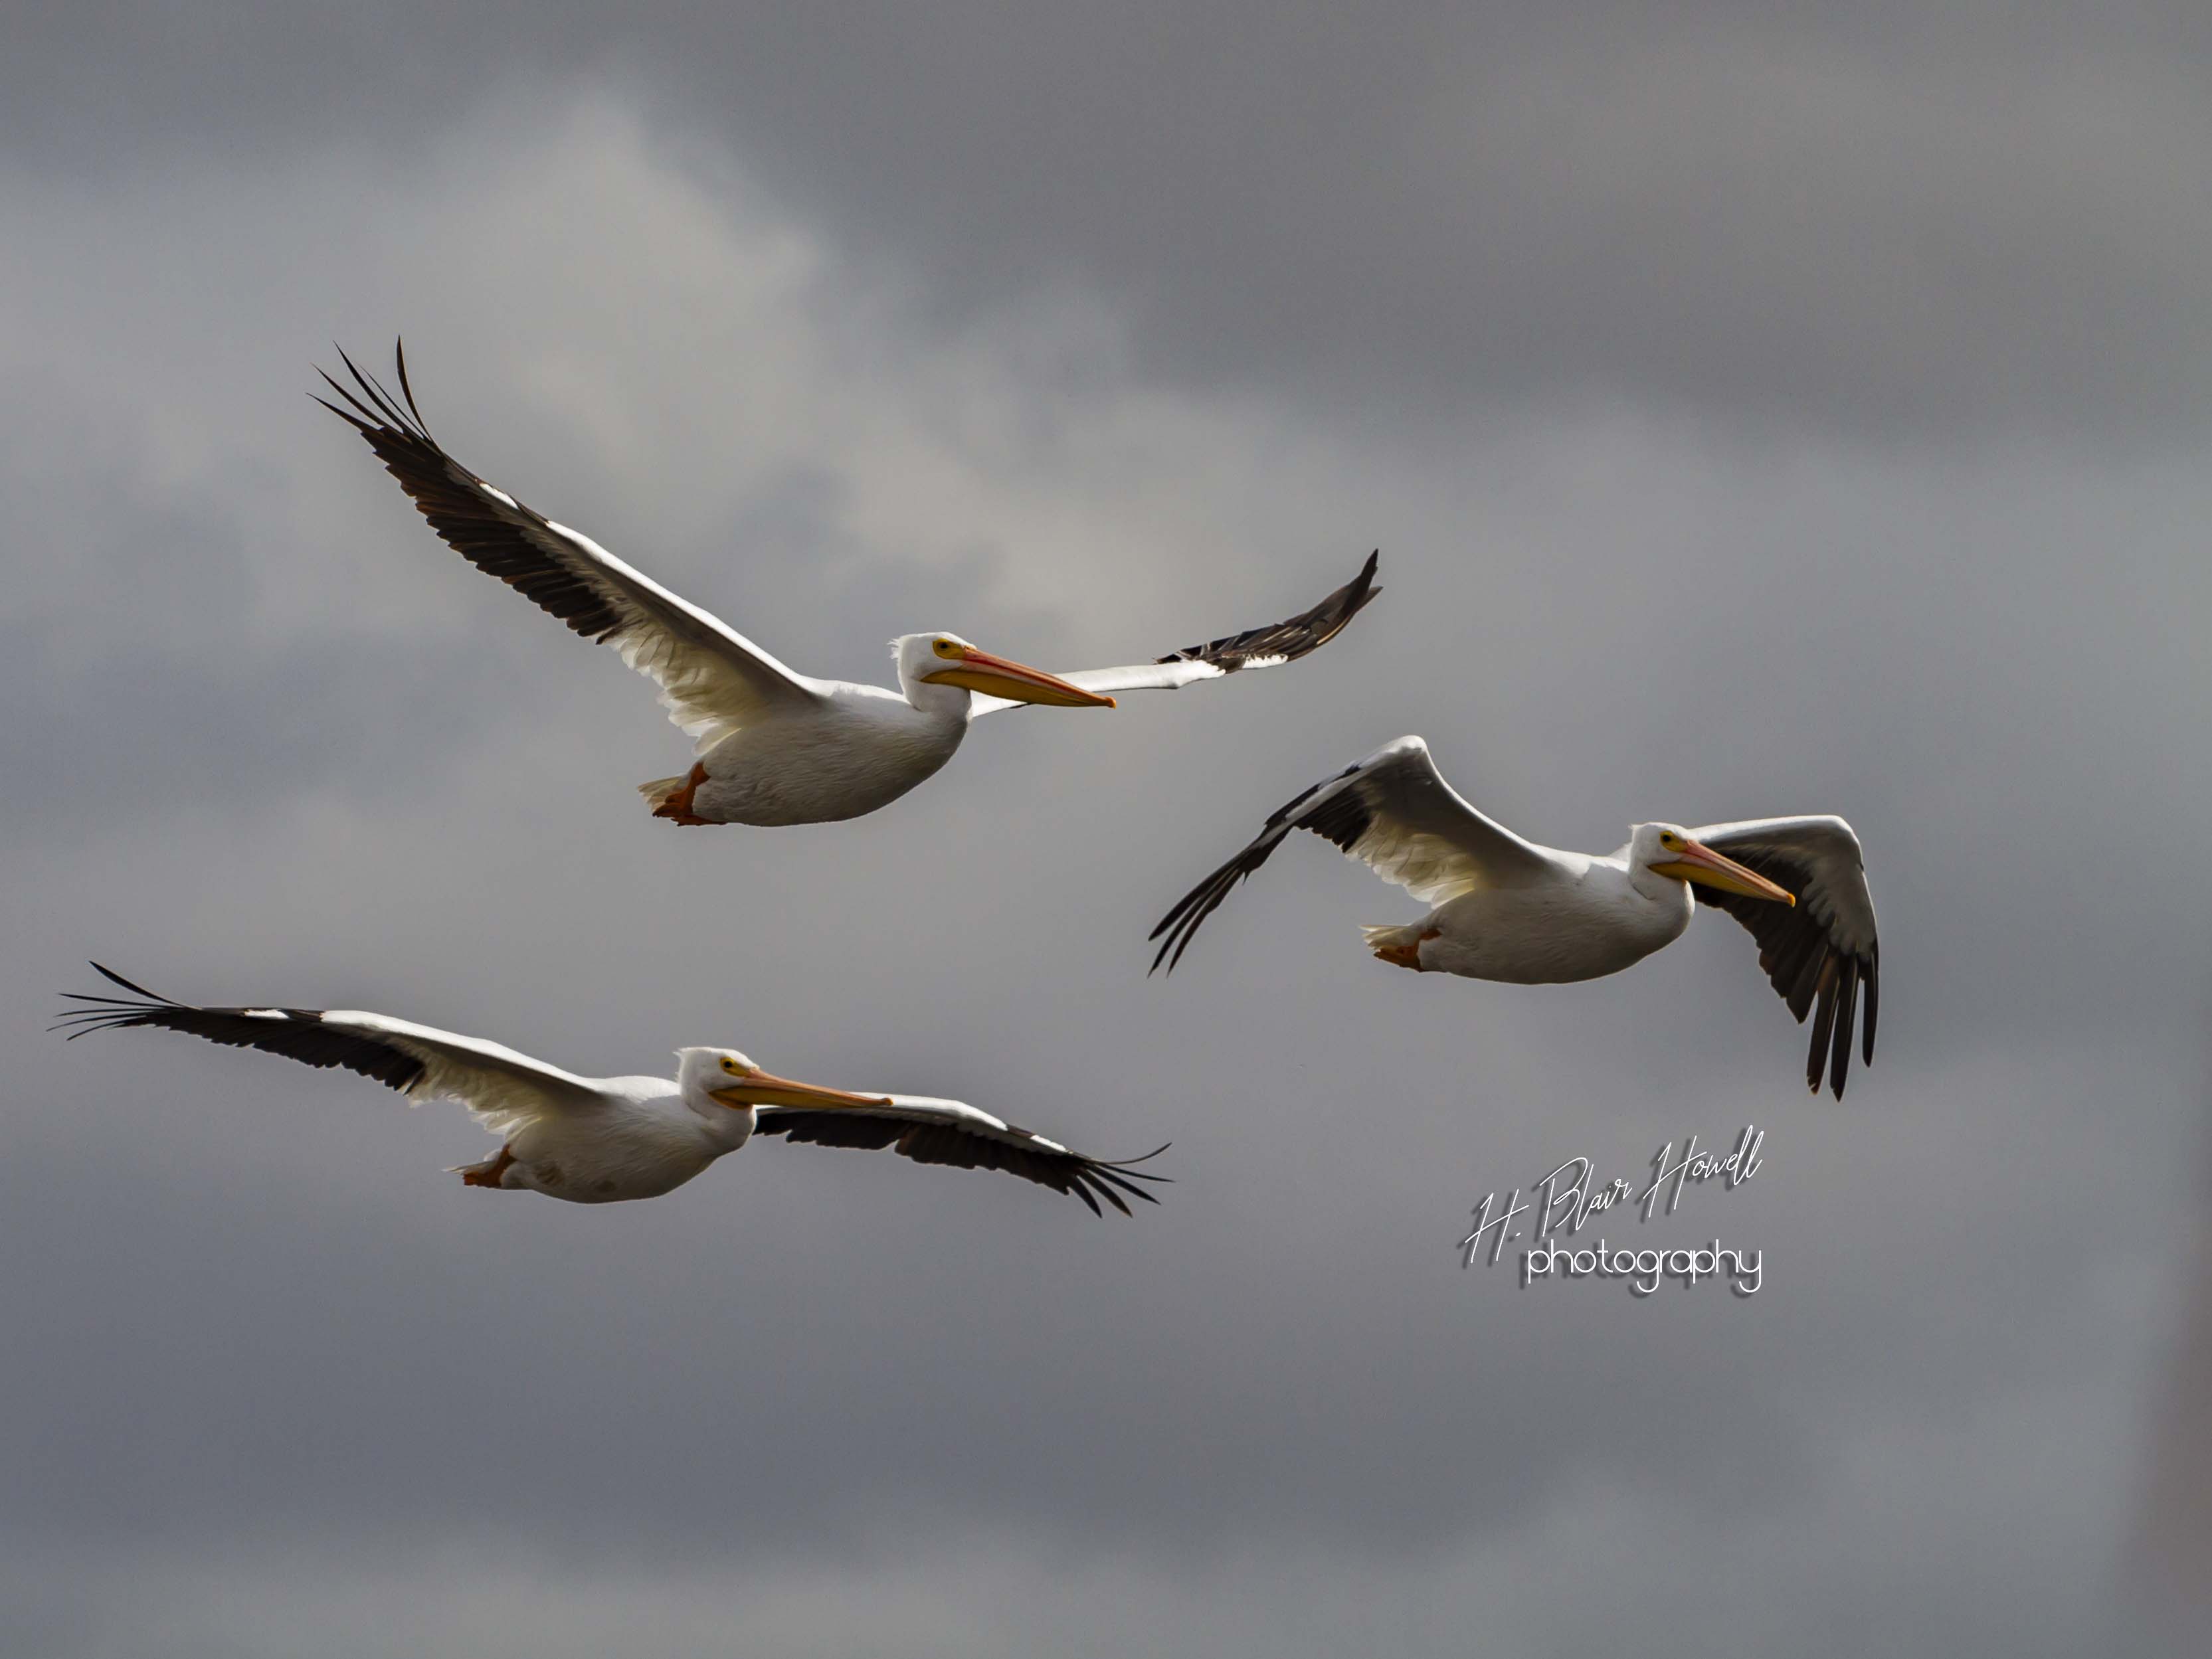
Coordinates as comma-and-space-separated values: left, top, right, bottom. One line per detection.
900, 673, 974, 723
671, 1053, 757, 1140
1623, 857, 1683, 906
1617, 857, 1697, 951
668, 1081, 753, 1154
1616, 826, 1687, 910
886, 640, 977, 723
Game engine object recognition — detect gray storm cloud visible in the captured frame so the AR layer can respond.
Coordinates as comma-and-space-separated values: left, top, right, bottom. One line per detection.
3, 11, 2207, 1658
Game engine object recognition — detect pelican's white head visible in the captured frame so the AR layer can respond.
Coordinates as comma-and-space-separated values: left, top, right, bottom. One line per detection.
674, 1046, 892, 1118
1628, 824, 1796, 905
891, 632, 1117, 713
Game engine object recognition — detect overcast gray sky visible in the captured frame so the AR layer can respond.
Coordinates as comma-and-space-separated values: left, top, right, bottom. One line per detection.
5, 7, 2211, 1656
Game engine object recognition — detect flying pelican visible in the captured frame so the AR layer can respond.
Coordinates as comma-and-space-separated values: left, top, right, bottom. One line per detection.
314, 346, 1380, 827
54, 966, 1167, 1213
1149, 737, 1880, 1097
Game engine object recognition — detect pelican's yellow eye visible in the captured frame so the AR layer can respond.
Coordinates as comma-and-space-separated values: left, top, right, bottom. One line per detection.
720, 1057, 739, 1075
934, 638, 959, 658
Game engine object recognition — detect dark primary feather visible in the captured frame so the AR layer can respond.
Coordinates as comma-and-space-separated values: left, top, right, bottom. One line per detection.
52, 964, 428, 1093
753, 1110, 1169, 1217
1155, 549, 1380, 672
1148, 762, 1365, 974
1691, 851, 1880, 1100
314, 341, 629, 642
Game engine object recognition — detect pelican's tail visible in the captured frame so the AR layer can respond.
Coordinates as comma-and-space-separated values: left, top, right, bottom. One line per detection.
638, 774, 688, 810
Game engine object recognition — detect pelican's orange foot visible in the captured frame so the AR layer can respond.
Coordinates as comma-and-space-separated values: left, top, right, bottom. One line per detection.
652, 763, 714, 827
1372, 928, 1442, 972
461, 1146, 517, 1189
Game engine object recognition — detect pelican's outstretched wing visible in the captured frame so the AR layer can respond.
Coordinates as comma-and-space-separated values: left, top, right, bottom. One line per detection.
54, 964, 607, 1134
968, 551, 1380, 714
753, 1095, 1168, 1216
1149, 735, 1556, 972
318, 343, 826, 750
1685, 817, 1881, 1100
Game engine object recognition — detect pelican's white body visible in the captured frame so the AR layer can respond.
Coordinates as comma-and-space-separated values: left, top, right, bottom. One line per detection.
687, 679, 971, 826
470, 1073, 755, 1203
1374, 850, 1697, 984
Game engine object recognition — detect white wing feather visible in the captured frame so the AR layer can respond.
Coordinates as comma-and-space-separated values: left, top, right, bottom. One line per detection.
314, 1012, 609, 1136
1310, 737, 1556, 903
968, 550, 1380, 717
764, 1093, 1077, 1153
522, 515, 829, 746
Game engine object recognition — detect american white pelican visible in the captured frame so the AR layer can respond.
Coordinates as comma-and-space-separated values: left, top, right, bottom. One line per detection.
55, 966, 1168, 1213
315, 346, 1380, 827
1150, 737, 1881, 1097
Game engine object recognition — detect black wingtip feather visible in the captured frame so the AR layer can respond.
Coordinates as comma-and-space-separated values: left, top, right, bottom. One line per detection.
1152, 549, 1383, 673
1147, 760, 1366, 975
330, 343, 431, 444
52, 967, 430, 1092
1691, 848, 1876, 1099
310, 391, 373, 431
315, 345, 640, 645
1827, 969, 1857, 1100
755, 1114, 1166, 1215
314, 365, 389, 432
1805, 963, 1840, 1094
1087, 1162, 1167, 1205
90, 961, 172, 1002
1106, 1142, 1172, 1171
1148, 865, 1247, 976
393, 337, 423, 426
1861, 960, 1879, 1065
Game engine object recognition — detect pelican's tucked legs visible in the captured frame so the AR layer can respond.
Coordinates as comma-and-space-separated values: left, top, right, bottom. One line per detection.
646, 763, 713, 826
1366, 923, 1441, 971
457, 1146, 517, 1189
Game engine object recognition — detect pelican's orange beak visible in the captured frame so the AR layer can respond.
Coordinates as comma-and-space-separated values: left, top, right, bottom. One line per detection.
922, 646, 1115, 708
708, 1071, 891, 1109
1651, 839, 1796, 905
